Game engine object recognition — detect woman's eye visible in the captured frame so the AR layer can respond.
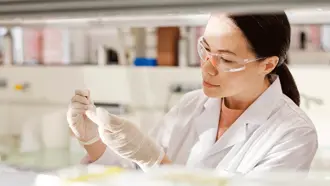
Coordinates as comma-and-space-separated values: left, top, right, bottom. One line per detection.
221, 57, 233, 63
204, 46, 211, 52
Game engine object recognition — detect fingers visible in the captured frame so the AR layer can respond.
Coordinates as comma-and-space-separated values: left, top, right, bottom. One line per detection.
71, 95, 90, 105
71, 102, 89, 110
75, 89, 89, 98
70, 103, 95, 114
69, 89, 95, 116
72, 89, 94, 105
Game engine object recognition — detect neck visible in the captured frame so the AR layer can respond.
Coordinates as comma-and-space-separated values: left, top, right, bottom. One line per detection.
224, 78, 270, 110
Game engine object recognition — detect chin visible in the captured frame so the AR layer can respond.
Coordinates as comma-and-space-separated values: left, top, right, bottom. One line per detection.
202, 86, 222, 98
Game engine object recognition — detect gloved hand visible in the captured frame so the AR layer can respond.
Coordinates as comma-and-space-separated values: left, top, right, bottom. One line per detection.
67, 90, 100, 145
86, 107, 165, 169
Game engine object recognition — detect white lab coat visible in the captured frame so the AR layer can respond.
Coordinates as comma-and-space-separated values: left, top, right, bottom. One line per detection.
92, 76, 318, 175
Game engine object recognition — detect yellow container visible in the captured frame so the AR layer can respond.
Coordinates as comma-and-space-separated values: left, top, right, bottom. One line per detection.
14, 84, 24, 91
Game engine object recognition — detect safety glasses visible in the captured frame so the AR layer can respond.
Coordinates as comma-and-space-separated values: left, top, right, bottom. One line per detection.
197, 36, 265, 72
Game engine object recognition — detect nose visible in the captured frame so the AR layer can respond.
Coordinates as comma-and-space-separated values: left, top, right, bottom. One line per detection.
201, 56, 218, 76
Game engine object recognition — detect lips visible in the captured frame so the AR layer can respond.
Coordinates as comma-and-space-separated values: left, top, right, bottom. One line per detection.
203, 80, 220, 87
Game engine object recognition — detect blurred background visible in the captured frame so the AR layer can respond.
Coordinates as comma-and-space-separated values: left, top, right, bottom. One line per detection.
0, 0, 329, 173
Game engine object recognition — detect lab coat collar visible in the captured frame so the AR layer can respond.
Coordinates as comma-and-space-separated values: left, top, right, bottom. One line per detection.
233, 75, 282, 126
200, 75, 283, 157
204, 75, 282, 126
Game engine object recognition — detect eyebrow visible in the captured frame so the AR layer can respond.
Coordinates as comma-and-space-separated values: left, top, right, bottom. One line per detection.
202, 37, 236, 55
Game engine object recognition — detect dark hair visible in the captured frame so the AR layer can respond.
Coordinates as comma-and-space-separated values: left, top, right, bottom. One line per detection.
229, 13, 300, 106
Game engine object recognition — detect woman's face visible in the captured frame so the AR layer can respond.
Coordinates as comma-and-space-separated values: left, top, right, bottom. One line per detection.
201, 15, 268, 99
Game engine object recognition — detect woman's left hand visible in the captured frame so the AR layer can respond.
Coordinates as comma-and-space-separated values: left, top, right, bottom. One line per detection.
86, 107, 165, 169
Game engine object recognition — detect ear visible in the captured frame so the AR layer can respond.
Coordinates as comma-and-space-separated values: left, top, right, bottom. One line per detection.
258, 56, 279, 75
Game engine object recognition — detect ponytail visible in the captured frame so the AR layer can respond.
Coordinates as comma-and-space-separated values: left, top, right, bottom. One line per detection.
274, 59, 300, 106
229, 13, 299, 105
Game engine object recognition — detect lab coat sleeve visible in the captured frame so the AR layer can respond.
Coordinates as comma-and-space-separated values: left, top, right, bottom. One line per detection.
249, 126, 318, 174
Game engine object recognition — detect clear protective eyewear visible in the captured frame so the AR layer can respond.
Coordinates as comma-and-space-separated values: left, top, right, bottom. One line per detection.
197, 36, 265, 72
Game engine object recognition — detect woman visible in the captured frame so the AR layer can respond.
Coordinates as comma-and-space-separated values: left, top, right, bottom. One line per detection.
67, 12, 318, 175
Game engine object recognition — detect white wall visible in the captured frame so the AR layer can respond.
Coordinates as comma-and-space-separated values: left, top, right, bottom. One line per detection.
289, 51, 330, 64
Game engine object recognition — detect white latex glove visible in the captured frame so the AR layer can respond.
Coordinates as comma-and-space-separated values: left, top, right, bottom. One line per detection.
86, 107, 165, 169
67, 90, 99, 145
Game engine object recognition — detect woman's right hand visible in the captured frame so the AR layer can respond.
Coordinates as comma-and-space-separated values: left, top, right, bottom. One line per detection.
67, 89, 100, 145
